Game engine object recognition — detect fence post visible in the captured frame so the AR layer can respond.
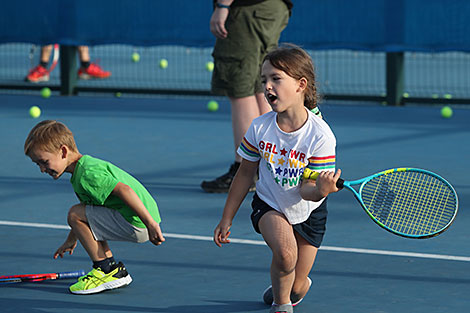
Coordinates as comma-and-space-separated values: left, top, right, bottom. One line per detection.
59, 45, 77, 95
386, 52, 405, 105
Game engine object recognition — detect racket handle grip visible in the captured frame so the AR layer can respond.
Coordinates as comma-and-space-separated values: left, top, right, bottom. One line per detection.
304, 169, 345, 189
58, 270, 85, 279
336, 178, 344, 189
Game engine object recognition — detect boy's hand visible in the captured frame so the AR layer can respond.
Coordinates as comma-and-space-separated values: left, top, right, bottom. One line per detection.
112, 182, 165, 246
213, 219, 232, 247
53, 239, 77, 259
147, 221, 165, 246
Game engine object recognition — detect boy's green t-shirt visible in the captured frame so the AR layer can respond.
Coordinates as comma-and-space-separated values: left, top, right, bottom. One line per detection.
70, 155, 161, 228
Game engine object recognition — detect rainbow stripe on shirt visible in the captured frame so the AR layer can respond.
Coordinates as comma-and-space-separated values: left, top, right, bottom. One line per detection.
239, 137, 260, 158
307, 155, 336, 171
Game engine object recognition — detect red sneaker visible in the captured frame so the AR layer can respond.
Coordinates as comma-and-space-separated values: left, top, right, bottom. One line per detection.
78, 63, 111, 79
25, 65, 50, 83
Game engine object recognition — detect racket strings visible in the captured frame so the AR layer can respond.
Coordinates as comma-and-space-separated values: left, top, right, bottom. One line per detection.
361, 171, 457, 236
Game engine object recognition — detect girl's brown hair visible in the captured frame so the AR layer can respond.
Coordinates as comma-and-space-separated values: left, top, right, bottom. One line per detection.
263, 43, 319, 109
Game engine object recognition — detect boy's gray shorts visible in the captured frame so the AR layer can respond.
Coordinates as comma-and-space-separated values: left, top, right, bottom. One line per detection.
85, 205, 149, 243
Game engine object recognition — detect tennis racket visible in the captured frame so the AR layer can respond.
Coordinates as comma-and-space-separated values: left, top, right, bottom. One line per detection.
47, 44, 60, 73
303, 167, 458, 238
0, 270, 85, 284
27, 43, 59, 73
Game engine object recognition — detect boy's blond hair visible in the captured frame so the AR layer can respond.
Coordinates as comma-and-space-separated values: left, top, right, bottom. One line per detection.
24, 120, 78, 156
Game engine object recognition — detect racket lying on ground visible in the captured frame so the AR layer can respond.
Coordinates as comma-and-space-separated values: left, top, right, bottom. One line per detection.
0, 270, 85, 284
303, 167, 458, 238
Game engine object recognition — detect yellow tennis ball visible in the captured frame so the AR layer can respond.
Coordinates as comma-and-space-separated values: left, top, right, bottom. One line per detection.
444, 93, 453, 99
441, 106, 453, 118
40, 87, 51, 98
131, 52, 140, 62
159, 58, 168, 69
206, 61, 214, 72
115, 92, 122, 98
29, 106, 41, 118
207, 100, 219, 112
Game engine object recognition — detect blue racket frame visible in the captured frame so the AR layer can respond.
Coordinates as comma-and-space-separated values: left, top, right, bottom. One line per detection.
303, 167, 459, 238
341, 167, 458, 238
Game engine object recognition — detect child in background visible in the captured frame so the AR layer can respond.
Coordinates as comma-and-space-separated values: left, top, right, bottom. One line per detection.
24, 120, 164, 294
25, 45, 111, 83
213, 44, 340, 313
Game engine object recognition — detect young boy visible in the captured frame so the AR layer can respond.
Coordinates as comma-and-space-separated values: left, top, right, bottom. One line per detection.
24, 120, 165, 294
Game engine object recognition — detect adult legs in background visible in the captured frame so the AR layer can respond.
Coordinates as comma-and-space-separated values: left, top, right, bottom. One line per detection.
77, 45, 111, 80
202, 0, 289, 193
26, 45, 111, 82
231, 93, 272, 163
25, 45, 54, 82
201, 93, 269, 193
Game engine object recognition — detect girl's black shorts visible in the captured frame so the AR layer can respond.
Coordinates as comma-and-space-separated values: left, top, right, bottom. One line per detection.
251, 193, 328, 248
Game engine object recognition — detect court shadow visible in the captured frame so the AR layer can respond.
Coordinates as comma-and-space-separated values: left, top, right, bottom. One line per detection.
1, 280, 80, 295
0, 297, 158, 312
0, 297, 265, 313
315, 269, 470, 284
160, 300, 265, 313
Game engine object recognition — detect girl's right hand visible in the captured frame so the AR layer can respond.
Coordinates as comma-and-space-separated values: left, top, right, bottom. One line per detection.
213, 220, 232, 247
315, 169, 342, 197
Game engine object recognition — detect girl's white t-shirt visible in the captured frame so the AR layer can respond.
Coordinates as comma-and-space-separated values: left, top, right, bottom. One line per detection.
237, 109, 336, 224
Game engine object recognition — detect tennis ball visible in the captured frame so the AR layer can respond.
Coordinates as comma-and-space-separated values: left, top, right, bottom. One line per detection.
131, 52, 140, 63
403, 92, 409, 98
441, 106, 453, 118
444, 93, 453, 99
29, 106, 41, 118
115, 92, 122, 98
206, 61, 214, 72
40, 87, 51, 98
159, 58, 168, 69
207, 100, 219, 112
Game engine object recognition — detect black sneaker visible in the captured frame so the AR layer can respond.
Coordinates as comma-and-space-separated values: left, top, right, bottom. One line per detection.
201, 162, 256, 193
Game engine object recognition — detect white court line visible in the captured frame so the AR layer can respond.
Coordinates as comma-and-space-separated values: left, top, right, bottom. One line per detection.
1, 220, 470, 262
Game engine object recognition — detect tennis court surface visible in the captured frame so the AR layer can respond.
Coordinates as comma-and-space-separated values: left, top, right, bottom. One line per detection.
0, 94, 469, 313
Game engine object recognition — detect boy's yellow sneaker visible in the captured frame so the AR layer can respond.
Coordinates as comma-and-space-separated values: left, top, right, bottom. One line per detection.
69, 262, 132, 295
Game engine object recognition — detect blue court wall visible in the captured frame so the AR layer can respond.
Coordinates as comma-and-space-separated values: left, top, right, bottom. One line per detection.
2, 0, 470, 52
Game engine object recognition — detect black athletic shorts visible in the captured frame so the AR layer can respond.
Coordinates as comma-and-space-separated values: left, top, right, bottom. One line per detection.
250, 193, 328, 248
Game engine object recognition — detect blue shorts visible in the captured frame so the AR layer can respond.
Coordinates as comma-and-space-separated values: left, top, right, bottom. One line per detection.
250, 193, 328, 248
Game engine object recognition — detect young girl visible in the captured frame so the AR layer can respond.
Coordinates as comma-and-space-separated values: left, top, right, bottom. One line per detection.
213, 44, 341, 313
